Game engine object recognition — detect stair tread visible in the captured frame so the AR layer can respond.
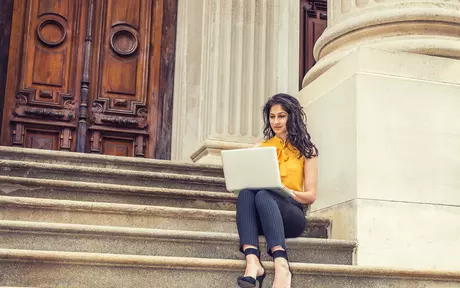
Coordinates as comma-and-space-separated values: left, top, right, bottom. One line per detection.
1, 248, 459, 280
0, 146, 222, 170
0, 195, 328, 223
0, 195, 235, 218
0, 159, 225, 183
0, 146, 223, 176
0, 175, 235, 199
0, 220, 351, 248
0, 196, 330, 237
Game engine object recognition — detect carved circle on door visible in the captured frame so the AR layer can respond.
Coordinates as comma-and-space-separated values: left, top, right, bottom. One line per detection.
110, 26, 138, 56
37, 19, 67, 47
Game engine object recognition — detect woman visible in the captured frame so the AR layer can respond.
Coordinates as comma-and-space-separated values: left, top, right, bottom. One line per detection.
236, 93, 318, 288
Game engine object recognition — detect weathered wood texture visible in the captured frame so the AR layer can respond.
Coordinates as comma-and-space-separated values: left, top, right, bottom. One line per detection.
0, 0, 14, 137
0, 0, 177, 159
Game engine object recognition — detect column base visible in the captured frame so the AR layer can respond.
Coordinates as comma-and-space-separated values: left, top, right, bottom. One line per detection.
190, 139, 253, 165
312, 199, 460, 270
300, 47, 460, 270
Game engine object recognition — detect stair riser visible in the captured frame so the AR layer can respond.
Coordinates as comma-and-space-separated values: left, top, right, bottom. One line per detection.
1, 262, 457, 288
0, 206, 329, 238
0, 185, 236, 211
0, 164, 227, 192
0, 207, 235, 233
0, 148, 224, 177
0, 231, 353, 264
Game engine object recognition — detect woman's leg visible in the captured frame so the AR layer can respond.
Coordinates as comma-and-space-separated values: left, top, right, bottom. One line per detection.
236, 189, 261, 251
254, 190, 306, 288
236, 189, 265, 281
254, 190, 306, 253
277, 197, 307, 238
253, 190, 286, 252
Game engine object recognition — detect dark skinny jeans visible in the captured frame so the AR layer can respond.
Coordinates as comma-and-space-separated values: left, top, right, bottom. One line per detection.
236, 189, 307, 256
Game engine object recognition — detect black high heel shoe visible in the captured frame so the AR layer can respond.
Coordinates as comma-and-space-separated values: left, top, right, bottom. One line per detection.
272, 250, 293, 286
237, 248, 266, 288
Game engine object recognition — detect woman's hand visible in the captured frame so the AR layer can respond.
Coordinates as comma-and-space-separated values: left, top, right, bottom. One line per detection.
292, 190, 316, 204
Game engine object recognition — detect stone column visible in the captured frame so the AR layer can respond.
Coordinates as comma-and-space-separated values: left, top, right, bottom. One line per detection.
299, 0, 460, 269
303, 0, 460, 86
171, 0, 300, 164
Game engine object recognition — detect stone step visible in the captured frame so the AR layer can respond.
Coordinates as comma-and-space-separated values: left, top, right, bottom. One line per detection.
0, 196, 330, 238
0, 176, 237, 211
0, 159, 227, 192
0, 220, 355, 264
1, 249, 460, 288
0, 146, 224, 177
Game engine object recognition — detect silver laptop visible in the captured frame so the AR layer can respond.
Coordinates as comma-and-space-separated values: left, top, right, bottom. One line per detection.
220, 147, 295, 198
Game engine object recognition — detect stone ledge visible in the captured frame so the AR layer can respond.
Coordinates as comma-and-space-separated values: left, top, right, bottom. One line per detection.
0, 220, 354, 264
2, 248, 460, 277
0, 220, 345, 249
0, 176, 236, 210
0, 176, 232, 199
0, 146, 224, 177
0, 196, 330, 238
0, 195, 234, 219
190, 140, 253, 165
0, 160, 226, 192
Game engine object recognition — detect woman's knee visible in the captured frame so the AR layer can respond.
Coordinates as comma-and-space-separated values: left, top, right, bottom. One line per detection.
236, 189, 255, 205
254, 190, 274, 207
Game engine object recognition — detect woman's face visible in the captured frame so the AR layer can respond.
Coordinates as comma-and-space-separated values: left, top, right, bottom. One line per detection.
269, 104, 288, 138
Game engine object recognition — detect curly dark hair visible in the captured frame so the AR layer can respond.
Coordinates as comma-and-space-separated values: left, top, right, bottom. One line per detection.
263, 93, 318, 159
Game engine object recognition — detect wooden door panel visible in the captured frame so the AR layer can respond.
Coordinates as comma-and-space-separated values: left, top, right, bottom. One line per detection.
92, 0, 151, 124
1, 0, 85, 151
18, 0, 80, 118
102, 137, 134, 157
1, 0, 177, 158
89, 0, 162, 157
39, 0, 69, 17
25, 129, 60, 150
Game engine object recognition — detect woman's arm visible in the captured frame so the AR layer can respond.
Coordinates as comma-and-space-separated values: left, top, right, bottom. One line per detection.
292, 157, 318, 204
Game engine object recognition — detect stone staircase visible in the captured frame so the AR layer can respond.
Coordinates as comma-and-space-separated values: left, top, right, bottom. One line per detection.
0, 146, 459, 287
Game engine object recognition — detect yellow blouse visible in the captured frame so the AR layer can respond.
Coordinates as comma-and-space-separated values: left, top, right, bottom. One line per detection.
261, 136, 304, 192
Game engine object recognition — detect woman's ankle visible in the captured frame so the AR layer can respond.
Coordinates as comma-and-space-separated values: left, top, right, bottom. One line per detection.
245, 255, 264, 276
241, 246, 265, 277
244, 262, 264, 277
274, 257, 290, 271
246, 254, 261, 264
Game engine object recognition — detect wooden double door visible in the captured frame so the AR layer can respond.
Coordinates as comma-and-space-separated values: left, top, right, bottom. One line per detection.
0, 0, 176, 159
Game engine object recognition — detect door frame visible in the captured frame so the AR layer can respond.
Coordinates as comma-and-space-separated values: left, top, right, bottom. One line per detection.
153, 0, 178, 160
0, 0, 14, 137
